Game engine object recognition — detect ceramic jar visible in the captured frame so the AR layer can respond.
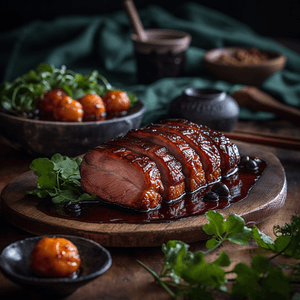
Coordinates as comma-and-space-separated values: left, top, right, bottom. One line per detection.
131, 29, 191, 84
169, 88, 240, 132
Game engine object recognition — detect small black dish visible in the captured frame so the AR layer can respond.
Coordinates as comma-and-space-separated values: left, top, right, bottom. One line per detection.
0, 235, 112, 296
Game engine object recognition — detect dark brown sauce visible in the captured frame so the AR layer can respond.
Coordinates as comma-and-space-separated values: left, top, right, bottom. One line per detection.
135, 50, 187, 84
36, 156, 267, 224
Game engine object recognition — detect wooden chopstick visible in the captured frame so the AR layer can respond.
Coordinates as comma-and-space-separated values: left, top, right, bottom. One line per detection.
223, 130, 300, 150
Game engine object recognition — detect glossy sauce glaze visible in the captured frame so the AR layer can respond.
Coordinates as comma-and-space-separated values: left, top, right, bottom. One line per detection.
37, 156, 266, 224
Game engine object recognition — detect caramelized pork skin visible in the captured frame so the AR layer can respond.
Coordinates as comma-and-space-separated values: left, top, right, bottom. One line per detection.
149, 123, 222, 184
126, 127, 207, 192
80, 119, 241, 211
80, 144, 164, 210
160, 119, 240, 176
106, 136, 185, 202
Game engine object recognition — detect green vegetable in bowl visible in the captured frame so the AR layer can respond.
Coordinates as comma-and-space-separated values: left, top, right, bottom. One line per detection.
0, 63, 138, 117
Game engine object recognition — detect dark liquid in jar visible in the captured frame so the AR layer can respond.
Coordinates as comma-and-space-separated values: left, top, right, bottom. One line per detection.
36, 157, 266, 224
135, 50, 187, 84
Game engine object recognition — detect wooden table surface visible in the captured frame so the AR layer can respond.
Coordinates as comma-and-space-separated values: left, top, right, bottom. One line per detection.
0, 119, 300, 300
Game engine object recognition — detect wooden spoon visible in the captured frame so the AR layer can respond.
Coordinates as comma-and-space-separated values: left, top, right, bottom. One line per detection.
232, 86, 300, 126
123, 0, 147, 41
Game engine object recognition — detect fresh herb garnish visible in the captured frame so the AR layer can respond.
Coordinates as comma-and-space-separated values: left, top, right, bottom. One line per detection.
27, 153, 96, 203
0, 63, 138, 117
138, 211, 300, 299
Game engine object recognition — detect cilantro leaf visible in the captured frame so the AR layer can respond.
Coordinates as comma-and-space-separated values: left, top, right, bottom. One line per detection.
160, 240, 229, 296
29, 158, 56, 190
139, 213, 300, 300
27, 153, 96, 203
51, 153, 81, 180
0, 63, 138, 117
252, 225, 276, 251
203, 210, 226, 237
273, 215, 300, 259
225, 214, 253, 245
203, 211, 252, 250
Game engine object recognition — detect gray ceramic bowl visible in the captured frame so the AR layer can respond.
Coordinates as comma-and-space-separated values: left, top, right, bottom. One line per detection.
0, 100, 144, 157
0, 235, 112, 296
169, 88, 240, 132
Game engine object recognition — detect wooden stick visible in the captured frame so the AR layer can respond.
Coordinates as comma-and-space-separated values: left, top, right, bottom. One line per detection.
223, 131, 300, 150
123, 0, 147, 41
232, 86, 300, 127
233, 129, 300, 142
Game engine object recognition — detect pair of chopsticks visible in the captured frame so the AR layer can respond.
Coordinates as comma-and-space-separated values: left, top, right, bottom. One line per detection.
223, 130, 300, 151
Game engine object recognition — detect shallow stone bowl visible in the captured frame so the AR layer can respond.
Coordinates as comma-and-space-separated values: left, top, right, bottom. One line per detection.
0, 100, 144, 157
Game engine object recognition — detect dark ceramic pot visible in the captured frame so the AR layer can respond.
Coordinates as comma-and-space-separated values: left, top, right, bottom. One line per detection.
131, 29, 191, 84
169, 88, 239, 132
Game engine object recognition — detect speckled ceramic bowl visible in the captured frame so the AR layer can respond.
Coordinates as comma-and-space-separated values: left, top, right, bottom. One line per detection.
203, 47, 286, 85
0, 100, 144, 157
169, 87, 239, 132
0, 235, 112, 296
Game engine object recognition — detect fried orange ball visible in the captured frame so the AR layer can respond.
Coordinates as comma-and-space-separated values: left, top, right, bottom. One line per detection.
78, 94, 106, 120
102, 90, 130, 114
37, 88, 67, 114
53, 96, 84, 122
30, 237, 81, 278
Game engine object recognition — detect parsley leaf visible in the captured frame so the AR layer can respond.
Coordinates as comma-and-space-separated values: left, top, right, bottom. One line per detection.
27, 153, 96, 203
139, 212, 300, 299
0, 63, 138, 117
273, 215, 300, 259
252, 225, 276, 251
203, 210, 252, 250
232, 257, 291, 299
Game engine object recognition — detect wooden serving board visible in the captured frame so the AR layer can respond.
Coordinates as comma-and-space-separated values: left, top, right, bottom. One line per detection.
1, 142, 286, 247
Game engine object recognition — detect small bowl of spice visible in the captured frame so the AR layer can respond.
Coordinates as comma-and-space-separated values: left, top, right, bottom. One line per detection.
203, 47, 286, 85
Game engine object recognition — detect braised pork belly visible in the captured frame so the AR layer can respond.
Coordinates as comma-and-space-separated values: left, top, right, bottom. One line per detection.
80, 119, 240, 211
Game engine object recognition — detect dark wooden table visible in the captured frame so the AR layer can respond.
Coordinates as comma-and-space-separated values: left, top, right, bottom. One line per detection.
0, 119, 300, 300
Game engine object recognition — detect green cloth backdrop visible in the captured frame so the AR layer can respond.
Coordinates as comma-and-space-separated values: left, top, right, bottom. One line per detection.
1, 2, 300, 126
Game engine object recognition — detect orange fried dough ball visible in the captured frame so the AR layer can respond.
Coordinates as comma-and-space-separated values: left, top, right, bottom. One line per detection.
78, 94, 106, 120
30, 237, 81, 278
37, 88, 67, 114
53, 96, 84, 122
102, 90, 130, 114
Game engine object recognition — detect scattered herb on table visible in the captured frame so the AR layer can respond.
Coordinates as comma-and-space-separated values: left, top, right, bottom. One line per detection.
138, 210, 300, 300
0, 63, 138, 117
27, 153, 96, 203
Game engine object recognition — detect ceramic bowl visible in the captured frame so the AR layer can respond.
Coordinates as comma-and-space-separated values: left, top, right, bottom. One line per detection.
0, 235, 112, 296
169, 87, 239, 132
203, 47, 286, 85
0, 100, 144, 157
131, 29, 192, 84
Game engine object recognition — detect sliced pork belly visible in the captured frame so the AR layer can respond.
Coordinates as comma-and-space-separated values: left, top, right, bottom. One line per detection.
106, 136, 186, 202
126, 127, 207, 192
80, 144, 164, 211
161, 119, 240, 176
150, 123, 221, 185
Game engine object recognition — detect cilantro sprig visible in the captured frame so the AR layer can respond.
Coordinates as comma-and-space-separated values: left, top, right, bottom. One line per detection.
27, 153, 96, 203
0, 63, 138, 117
139, 211, 300, 300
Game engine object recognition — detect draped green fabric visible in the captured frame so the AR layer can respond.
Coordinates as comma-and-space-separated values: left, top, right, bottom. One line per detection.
1, 2, 300, 126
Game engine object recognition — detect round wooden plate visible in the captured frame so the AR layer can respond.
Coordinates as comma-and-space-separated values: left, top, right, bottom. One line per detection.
1, 142, 286, 247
